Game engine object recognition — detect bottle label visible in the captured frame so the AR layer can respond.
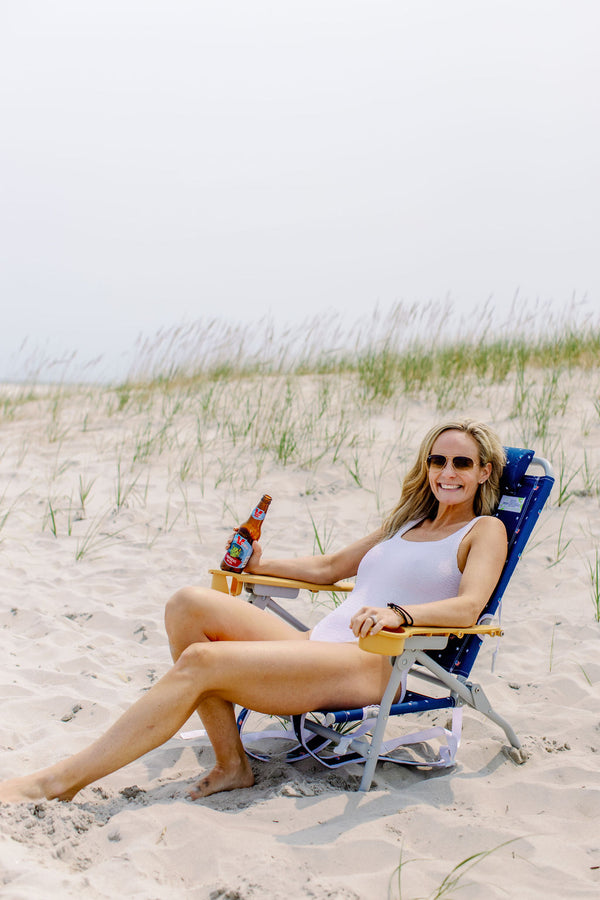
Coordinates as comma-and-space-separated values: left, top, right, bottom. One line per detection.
223, 533, 253, 571
252, 507, 266, 521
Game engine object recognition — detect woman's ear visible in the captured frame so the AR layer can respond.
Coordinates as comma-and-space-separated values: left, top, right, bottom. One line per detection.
478, 462, 492, 484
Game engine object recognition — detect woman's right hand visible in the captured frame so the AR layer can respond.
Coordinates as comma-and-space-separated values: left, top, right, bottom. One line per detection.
224, 531, 262, 573
244, 540, 263, 574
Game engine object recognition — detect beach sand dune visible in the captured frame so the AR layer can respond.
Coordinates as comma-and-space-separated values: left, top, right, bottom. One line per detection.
1, 374, 599, 898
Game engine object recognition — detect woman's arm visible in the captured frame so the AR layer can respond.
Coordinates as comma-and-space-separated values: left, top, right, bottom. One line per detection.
245, 529, 384, 585
351, 517, 508, 638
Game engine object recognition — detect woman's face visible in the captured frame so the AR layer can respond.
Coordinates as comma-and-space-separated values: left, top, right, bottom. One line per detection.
427, 429, 492, 511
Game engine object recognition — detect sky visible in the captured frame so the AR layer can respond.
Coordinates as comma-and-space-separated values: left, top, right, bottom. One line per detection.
1, 1, 599, 381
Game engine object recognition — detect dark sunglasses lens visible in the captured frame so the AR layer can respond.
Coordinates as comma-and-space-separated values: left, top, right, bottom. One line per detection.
454, 456, 475, 469
427, 455, 446, 468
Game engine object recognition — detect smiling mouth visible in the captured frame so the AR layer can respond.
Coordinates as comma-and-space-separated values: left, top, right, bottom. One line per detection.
438, 484, 461, 490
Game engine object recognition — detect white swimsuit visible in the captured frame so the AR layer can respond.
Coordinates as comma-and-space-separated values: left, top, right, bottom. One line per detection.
309, 518, 482, 643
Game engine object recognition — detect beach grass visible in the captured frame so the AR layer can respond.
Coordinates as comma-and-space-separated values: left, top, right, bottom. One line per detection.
389, 838, 519, 900
589, 549, 600, 622
1, 301, 599, 611
115, 300, 600, 396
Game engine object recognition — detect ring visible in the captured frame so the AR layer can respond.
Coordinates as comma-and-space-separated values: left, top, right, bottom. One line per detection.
370, 615, 378, 626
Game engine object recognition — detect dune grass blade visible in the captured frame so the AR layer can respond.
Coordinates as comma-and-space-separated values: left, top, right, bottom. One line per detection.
45, 498, 59, 537
589, 550, 600, 622
389, 838, 519, 900
0, 489, 26, 540
547, 508, 572, 568
75, 513, 126, 562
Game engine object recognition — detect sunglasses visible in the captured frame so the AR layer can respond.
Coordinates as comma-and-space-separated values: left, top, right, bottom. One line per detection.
427, 454, 476, 470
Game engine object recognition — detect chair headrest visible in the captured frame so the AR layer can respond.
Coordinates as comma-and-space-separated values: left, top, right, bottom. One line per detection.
501, 447, 535, 491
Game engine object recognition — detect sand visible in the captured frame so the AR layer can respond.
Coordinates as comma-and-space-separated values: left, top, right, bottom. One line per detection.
0, 374, 599, 898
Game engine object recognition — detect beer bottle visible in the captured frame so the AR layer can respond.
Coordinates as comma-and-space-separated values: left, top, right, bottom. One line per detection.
221, 494, 272, 573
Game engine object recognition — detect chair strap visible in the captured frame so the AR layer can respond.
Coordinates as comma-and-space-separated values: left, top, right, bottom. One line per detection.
238, 672, 464, 772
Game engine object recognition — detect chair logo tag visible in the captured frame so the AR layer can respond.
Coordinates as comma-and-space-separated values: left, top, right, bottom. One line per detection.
498, 495, 525, 513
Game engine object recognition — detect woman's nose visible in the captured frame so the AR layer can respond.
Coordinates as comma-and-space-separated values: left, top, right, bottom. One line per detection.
441, 460, 458, 474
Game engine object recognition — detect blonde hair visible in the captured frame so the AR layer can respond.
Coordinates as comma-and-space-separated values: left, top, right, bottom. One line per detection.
381, 420, 506, 539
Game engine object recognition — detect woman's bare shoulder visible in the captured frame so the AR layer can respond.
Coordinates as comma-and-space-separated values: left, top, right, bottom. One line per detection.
460, 516, 507, 577
472, 515, 508, 542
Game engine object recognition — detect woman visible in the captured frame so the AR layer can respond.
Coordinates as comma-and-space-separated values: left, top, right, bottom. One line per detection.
0, 420, 507, 803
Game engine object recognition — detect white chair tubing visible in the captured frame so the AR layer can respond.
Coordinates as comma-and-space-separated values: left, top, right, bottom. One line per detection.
239, 666, 463, 771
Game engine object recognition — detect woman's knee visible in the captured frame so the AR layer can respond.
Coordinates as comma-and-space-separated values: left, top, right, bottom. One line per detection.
165, 586, 211, 639
174, 640, 214, 681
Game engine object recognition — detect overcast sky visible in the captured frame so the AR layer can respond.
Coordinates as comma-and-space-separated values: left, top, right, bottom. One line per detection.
1, 1, 598, 380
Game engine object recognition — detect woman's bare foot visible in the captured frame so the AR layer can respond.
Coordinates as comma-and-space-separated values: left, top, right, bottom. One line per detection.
188, 758, 254, 799
0, 775, 47, 804
0, 770, 78, 804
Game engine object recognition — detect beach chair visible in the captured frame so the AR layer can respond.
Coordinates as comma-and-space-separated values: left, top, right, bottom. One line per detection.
209, 447, 554, 791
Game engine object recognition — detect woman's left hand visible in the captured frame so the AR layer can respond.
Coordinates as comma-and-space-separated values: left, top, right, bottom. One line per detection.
350, 606, 404, 638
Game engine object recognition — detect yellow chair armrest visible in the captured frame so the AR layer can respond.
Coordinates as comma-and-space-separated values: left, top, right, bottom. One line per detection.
359, 624, 503, 656
208, 569, 354, 596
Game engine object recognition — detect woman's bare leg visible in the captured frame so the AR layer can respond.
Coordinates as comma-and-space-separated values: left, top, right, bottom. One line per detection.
0, 657, 208, 803
0, 638, 389, 804
165, 586, 308, 796
165, 586, 305, 648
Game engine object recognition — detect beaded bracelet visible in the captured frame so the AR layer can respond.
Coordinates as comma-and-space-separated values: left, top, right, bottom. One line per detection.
386, 603, 414, 626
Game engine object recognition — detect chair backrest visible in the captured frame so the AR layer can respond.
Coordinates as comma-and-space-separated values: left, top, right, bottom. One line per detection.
426, 446, 555, 677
